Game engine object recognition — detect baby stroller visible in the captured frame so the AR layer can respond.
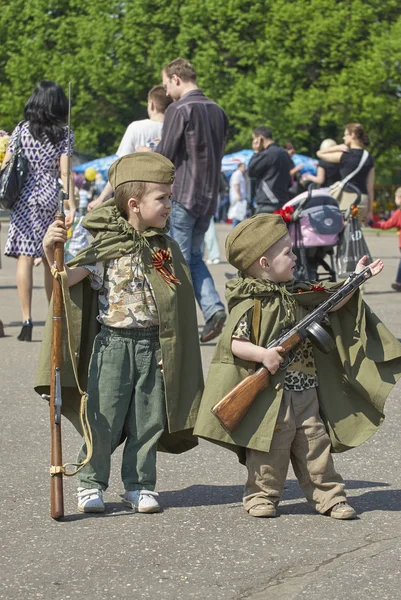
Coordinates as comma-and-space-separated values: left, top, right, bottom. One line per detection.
281, 186, 344, 282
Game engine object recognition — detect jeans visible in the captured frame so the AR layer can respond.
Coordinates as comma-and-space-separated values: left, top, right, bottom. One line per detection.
169, 202, 225, 322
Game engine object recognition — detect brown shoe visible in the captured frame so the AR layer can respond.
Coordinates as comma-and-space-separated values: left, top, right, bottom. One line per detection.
200, 310, 227, 343
391, 283, 401, 292
327, 502, 356, 520
248, 502, 277, 518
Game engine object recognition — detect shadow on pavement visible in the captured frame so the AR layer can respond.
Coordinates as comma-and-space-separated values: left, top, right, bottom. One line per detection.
350, 488, 401, 513
160, 479, 391, 509
162, 484, 243, 508
47, 483, 399, 521
279, 488, 401, 517
280, 479, 390, 502
60, 502, 136, 522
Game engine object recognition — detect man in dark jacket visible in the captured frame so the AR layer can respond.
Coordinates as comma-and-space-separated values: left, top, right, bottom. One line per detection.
157, 58, 229, 343
248, 126, 293, 213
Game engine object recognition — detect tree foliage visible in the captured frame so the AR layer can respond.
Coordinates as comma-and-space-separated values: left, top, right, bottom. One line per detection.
0, 0, 400, 173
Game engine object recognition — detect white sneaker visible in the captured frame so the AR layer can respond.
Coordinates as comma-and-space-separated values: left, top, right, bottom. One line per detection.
206, 258, 220, 265
77, 487, 105, 513
123, 490, 161, 513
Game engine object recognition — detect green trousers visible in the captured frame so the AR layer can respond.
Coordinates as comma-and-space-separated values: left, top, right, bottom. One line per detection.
77, 325, 166, 492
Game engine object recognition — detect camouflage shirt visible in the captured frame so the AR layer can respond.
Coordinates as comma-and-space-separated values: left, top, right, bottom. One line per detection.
84, 254, 159, 328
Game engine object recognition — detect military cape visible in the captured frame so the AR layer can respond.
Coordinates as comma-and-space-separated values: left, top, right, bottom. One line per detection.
194, 275, 401, 462
35, 200, 204, 453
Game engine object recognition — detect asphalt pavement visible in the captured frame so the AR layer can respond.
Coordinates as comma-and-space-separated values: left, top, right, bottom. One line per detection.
0, 221, 400, 600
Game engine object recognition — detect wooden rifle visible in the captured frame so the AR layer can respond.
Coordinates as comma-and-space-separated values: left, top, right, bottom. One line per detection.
48, 82, 72, 519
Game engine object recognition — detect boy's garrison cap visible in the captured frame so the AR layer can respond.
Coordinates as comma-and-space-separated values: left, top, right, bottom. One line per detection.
108, 152, 175, 190
225, 213, 288, 271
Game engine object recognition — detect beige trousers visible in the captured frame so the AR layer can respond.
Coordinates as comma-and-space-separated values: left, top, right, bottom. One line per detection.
243, 388, 346, 514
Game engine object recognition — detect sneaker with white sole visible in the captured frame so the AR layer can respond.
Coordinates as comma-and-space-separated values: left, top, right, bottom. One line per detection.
123, 490, 161, 513
77, 487, 105, 513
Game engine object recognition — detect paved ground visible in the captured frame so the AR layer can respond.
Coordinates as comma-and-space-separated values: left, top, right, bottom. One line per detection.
0, 222, 400, 600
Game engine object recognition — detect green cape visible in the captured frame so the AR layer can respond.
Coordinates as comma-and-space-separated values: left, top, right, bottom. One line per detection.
35, 200, 204, 454
194, 275, 401, 462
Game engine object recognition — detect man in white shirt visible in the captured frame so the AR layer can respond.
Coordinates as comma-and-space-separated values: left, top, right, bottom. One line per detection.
88, 86, 172, 210
228, 163, 247, 226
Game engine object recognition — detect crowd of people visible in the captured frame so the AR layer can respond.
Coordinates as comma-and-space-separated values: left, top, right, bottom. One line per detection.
1, 58, 401, 520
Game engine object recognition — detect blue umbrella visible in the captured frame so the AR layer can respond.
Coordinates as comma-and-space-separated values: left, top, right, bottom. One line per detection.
222, 149, 318, 177
72, 155, 118, 179
222, 149, 254, 178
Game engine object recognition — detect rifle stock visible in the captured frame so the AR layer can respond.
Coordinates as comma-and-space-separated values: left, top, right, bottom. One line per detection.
211, 331, 302, 433
211, 367, 270, 432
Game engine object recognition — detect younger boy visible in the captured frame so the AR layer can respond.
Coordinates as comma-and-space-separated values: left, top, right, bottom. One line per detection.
194, 214, 401, 519
41, 153, 203, 514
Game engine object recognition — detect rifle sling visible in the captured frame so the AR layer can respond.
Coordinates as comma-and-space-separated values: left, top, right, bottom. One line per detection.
49, 267, 93, 477
248, 298, 262, 374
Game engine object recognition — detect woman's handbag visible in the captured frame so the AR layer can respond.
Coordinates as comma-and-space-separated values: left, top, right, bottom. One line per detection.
0, 122, 28, 210
336, 216, 373, 278
329, 149, 369, 204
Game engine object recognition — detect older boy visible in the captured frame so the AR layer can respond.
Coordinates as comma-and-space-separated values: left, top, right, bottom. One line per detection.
40, 153, 203, 514
194, 214, 401, 519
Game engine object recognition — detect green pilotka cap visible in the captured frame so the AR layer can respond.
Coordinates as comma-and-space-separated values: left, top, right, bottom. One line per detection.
225, 213, 289, 271
108, 152, 175, 190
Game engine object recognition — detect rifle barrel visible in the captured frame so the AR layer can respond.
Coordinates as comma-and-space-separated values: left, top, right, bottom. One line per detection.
49, 81, 72, 519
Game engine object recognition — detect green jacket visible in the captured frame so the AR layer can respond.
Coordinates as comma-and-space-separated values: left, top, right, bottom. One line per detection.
35, 200, 204, 454
194, 275, 401, 461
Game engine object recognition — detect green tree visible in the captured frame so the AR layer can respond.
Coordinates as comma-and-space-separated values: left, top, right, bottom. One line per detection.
0, 0, 400, 174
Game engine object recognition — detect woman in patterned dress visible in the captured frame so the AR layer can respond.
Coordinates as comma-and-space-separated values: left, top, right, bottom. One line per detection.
2, 81, 75, 341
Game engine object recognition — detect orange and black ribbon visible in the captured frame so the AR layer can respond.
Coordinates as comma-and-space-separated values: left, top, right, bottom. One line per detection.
152, 249, 181, 286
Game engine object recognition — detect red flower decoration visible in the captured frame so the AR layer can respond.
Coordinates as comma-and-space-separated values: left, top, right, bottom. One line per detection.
310, 284, 326, 292
274, 205, 295, 223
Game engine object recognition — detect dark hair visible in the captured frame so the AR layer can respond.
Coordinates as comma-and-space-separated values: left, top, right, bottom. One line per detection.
24, 81, 68, 145
346, 123, 369, 146
163, 58, 197, 83
283, 142, 295, 151
114, 181, 150, 217
148, 85, 173, 114
253, 126, 273, 139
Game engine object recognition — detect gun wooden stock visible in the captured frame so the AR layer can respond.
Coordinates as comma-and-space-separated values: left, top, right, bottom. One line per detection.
211, 331, 302, 432
49, 212, 65, 520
